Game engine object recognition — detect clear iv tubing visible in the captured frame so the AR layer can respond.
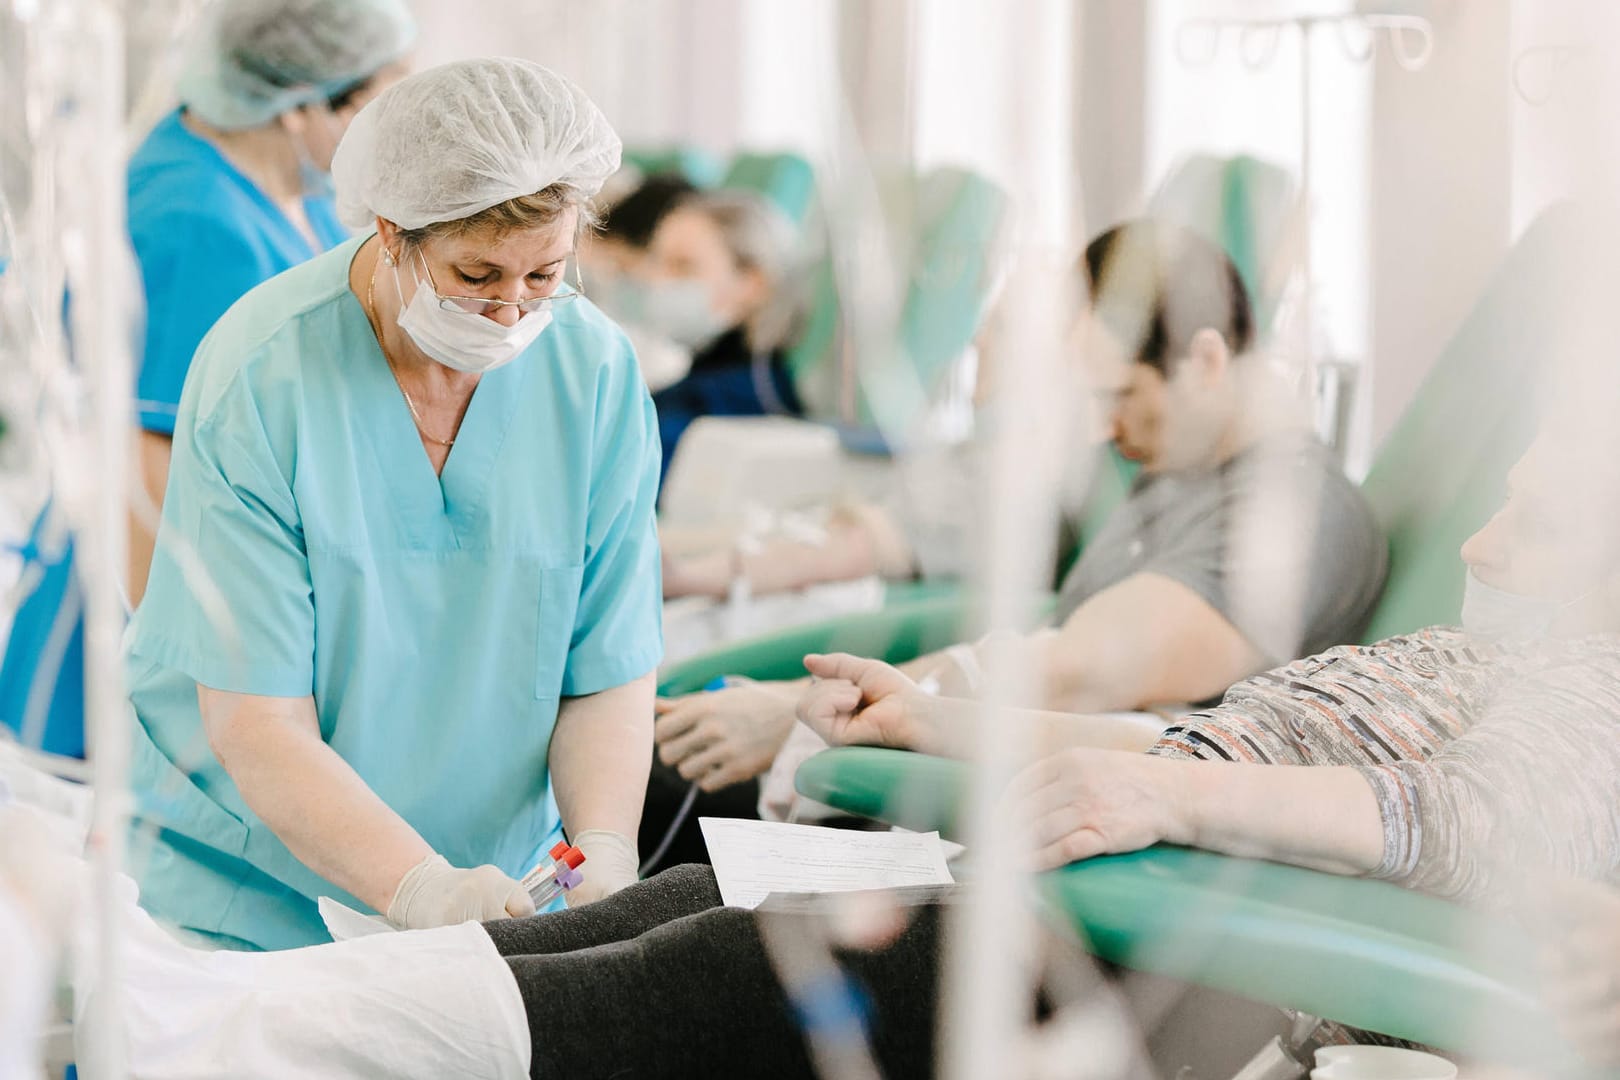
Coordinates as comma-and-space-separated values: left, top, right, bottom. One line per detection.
639, 780, 699, 876
638, 673, 739, 876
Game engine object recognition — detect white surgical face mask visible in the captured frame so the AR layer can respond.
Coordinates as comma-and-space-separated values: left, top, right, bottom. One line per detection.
1459, 568, 1586, 642
635, 278, 731, 352
394, 253, 553, 374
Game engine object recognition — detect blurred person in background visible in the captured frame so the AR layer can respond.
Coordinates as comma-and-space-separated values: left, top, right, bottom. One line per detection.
632, 190, 811, 483
0, 0, 414, 762
129, 0, 415, 596
580, 173, 698, 392
647, 220, 1386, 837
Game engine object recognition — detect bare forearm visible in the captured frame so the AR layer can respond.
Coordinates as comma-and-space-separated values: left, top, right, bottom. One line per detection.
664, 532, 881, 600
213, 714, 430, 912
550, 673, 657, 839
906, 695, 1163, 758
1180, 763, 1384, 875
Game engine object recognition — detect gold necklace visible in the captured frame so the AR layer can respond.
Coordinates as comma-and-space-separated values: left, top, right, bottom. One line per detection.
367, 256, 456, 448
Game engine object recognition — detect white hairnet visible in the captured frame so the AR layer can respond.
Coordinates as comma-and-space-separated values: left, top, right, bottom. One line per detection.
177, 0, 416, 131
331, 57, 622, 231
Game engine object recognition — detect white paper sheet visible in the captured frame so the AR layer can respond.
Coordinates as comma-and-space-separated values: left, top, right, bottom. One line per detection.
699, 817, 955, 909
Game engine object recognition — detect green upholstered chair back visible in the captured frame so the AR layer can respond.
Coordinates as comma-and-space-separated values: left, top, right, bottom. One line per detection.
1357, 205, 1582, 642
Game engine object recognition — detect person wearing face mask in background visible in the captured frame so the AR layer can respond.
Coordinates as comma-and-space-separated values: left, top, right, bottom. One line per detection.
629, 190, 810, 485
0, 0, 412, 763
579, 173, 699, 392
122, 57, 661, 951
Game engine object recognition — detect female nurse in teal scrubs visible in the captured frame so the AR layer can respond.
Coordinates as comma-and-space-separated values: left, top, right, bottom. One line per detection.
125, 58, 660, 950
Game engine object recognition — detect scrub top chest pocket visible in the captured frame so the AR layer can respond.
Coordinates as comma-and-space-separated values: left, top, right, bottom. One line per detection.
535, 564, 585, 699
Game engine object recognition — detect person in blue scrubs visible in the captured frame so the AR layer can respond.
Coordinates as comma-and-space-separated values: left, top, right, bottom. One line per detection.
127, 57, 660, 951
0, 0, 414, 758
128, 0, 415, 599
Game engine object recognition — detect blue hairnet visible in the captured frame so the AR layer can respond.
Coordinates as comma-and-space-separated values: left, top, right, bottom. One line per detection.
177, 0, 416, 130
331, 57, 621, 230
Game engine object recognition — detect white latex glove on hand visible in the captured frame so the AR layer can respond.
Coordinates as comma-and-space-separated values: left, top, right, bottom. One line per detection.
386, 854, 535, 929
566, 830, 639, 907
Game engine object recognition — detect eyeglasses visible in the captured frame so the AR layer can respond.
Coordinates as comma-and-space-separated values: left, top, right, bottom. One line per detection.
420, 254, 586, 316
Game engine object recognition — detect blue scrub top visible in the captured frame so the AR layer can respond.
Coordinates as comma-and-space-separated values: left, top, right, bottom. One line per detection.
0, 523, 84, 759
129, 109, 348, 434
126, 236, 664, 951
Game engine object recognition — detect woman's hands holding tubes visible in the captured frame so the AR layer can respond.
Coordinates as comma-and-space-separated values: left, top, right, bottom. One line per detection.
565, 830, 640, 906
386, 854, 535, 928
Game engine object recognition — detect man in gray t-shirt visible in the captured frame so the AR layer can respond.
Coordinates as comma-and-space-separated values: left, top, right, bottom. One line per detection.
1059, 430, 1386, 670
652, 219, 1388, 797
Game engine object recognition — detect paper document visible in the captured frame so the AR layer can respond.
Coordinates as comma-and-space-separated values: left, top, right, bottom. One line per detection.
700, 817, 955, 909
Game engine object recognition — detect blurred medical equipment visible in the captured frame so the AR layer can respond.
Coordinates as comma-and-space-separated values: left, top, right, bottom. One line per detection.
1175, 10, 1434, 448
4, 0, 140, 1074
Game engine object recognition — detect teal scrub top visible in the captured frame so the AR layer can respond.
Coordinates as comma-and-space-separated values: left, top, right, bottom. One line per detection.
125, 236, 664, 951
129, 109, 348, 434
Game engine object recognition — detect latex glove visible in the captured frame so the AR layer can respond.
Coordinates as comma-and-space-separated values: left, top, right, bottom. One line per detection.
386, 854, 535, 929
566, 830, 639, 907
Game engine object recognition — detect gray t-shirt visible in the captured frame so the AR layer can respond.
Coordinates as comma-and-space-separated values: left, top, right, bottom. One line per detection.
1056, 431, 1387, 663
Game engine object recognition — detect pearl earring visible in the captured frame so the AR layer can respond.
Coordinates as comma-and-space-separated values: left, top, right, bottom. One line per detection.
382, 247, 396, 267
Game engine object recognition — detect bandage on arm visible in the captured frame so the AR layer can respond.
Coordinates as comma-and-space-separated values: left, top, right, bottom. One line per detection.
199, 685, 434, 913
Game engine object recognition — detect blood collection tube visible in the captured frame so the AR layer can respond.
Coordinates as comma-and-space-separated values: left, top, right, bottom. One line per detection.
521, 842, 586, 906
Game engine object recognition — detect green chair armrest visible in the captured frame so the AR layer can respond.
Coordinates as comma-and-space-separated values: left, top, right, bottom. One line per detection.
656, 589, 1056, 697
794, 747, 1577, 1065
657, 592, 975, 697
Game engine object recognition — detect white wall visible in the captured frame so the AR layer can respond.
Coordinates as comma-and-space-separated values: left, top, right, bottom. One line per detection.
1365, 2, 1513, 446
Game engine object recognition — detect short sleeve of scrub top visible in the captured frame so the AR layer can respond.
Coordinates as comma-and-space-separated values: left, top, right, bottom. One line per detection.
131, 214, 281, 435
561, 345, 665, 695
135, 368, 316, 698
128, 110, 349, 436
